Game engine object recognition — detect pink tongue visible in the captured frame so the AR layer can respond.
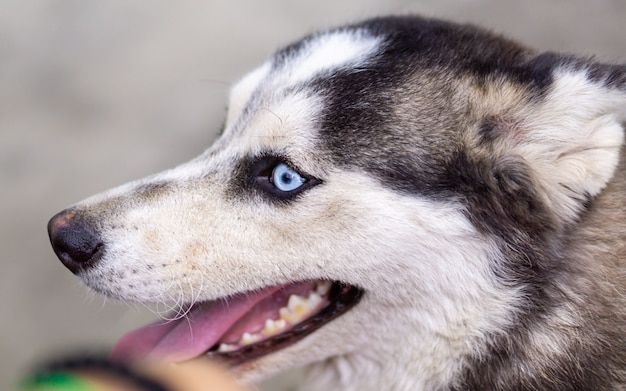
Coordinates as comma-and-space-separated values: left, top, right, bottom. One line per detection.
111, 285, 281, 363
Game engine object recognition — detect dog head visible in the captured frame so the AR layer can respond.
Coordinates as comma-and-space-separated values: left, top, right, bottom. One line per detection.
48, 16, 626, 388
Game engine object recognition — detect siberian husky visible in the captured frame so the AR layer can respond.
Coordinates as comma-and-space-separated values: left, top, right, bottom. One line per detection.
48, 16, 626, 390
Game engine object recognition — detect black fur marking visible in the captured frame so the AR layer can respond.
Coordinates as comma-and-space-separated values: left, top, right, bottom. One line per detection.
477, 116, 501, 146
345, 16, 557, 91
441, 150, 557, 239
590, 63, 626, 89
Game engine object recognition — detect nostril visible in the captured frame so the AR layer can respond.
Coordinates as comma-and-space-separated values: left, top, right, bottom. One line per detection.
52, 229, 103, 263
48, 210, 104, 274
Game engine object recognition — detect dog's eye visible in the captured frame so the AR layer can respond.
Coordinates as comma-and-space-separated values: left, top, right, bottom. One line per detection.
271, 162, 306, 192
249, 155, 320, 201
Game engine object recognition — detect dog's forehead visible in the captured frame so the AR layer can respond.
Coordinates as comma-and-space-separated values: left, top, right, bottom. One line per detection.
233, 27, 385, 105
220, 28, 385, 153
222, 16, 538, 152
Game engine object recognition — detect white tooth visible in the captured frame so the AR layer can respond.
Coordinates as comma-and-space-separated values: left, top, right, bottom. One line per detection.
218, 343, 237, 353
262, 319, 275, 335
279, 307, 303, 324
288, 294, 310, 314
275, 318, 286, 330
307, 292, 322, 308
316, 281, 331, 296
263, 318, 287, 336
240, 332, 260, 346
282, 293, 320, 324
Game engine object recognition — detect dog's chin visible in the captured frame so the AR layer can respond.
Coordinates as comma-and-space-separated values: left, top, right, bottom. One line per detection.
112, 280, 364, 368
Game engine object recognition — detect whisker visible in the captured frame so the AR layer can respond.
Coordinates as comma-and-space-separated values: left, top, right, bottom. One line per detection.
252, 107, 284, 125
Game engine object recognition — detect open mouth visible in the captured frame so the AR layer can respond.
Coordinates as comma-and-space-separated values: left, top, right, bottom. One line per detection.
112, 281, 363, 366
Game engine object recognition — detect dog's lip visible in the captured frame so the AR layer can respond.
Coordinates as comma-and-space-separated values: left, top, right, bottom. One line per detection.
111, 281, 363, 365
209, 282, 364, 366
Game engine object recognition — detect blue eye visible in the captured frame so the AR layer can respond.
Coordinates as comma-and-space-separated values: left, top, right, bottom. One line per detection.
271, 162, 306, 192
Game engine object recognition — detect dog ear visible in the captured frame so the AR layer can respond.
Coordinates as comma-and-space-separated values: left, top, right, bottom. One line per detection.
494, 58, 626, 225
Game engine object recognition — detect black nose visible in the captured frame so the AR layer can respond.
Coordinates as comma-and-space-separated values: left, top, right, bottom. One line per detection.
48, 209, 104, 274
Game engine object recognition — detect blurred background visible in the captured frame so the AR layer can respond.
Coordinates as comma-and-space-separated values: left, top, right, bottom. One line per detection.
1, 0, 625, 389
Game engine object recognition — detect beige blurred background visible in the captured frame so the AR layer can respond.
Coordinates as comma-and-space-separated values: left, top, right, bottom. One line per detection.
1, 0, 625, 389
